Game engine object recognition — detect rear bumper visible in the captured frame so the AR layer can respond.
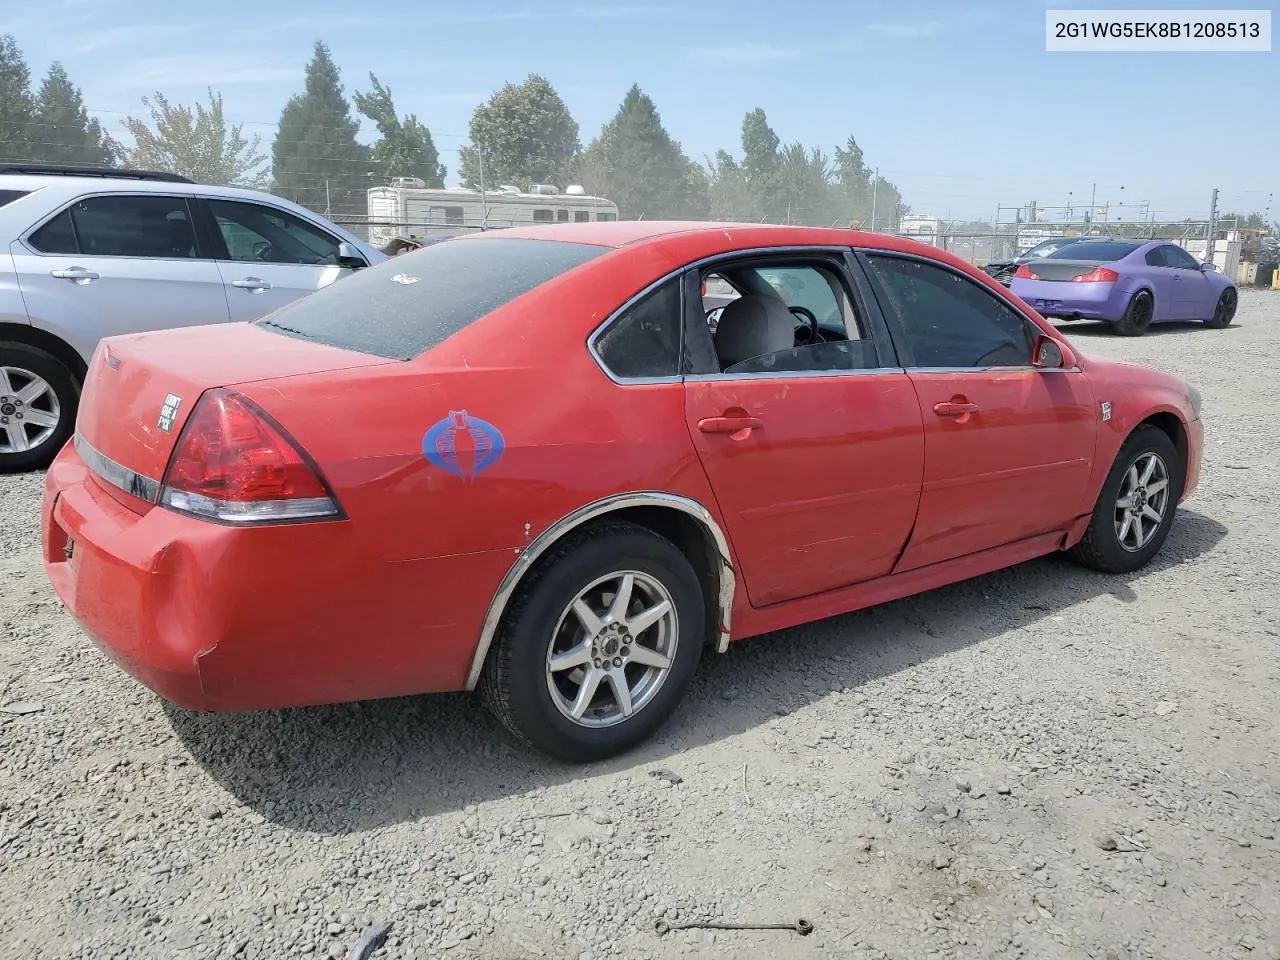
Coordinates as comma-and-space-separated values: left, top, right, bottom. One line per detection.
41, 442, 509, 711
1010, 279, 1128, 321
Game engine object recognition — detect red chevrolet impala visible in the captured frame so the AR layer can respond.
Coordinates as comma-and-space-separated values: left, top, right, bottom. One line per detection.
40, 222, 1203, 761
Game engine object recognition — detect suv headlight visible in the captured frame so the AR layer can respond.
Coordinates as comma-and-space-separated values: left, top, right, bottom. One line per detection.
1187, 384, 1202, 418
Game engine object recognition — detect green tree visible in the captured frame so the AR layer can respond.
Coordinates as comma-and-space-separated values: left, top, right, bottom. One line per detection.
272, 41, 371, 217
705, 149, 753, 221
354, 74, 445, 187
123, 89, 267, 186
775, 143, 833, 225
576, 84, 707, 219
0, 34, 35, 162
458, 75, 580, 190
33, 63, 117, 166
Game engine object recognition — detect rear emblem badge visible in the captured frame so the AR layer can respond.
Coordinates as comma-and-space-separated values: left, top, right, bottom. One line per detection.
390, 273, 420, 285
157, 393, 182, 432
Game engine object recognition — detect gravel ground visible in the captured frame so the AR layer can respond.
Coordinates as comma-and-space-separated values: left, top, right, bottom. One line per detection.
1, 293, 1278, 960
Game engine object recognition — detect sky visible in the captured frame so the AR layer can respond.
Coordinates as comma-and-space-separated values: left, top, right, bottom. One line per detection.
3, 0, 1276, 223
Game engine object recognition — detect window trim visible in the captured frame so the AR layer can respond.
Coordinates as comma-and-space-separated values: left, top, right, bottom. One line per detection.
586, 244, 907, 386
852, 248, 1080, 375
20, 192, 209, 261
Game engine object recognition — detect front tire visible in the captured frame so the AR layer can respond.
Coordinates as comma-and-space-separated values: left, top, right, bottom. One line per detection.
480, 521, 705, 762
1204, 287, 1237, 329
0, 343, 78, 473
1069, 424, 1182, 574
1114, 290, 1153, 337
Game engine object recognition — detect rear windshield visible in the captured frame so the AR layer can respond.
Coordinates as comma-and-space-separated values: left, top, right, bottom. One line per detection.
0, 189, 30, 208
256, 237, 610, 360
1046, 240, 1140, 262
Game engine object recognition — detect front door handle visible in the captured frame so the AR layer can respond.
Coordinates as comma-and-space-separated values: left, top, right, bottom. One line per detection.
50, 267, 99, 283
933, 401, 979, 419
698, 416, 762, 434
231, 277, 271, 291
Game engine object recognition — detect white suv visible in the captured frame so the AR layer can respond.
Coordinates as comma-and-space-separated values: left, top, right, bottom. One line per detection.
0, 163, 385, 471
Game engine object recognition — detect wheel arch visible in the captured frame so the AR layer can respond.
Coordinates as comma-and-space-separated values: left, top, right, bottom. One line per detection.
1137, 410, 1188, 482
0, 322, 88, 386
464, 492, 736, 691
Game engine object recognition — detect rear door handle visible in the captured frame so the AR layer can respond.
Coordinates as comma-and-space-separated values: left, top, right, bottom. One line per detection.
933, 401, 979, 418
231, 277, 271, 291
698, 416, 762, 434
50, 267, 99, 282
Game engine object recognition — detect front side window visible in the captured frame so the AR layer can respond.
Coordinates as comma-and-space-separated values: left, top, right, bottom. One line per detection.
594, 278, 682, 379
1163, 244, 1201, 270
30, 194, 199, 259
1145, 247, 1170, 267
206, 199, 343, 266
866, 255, 1034, 368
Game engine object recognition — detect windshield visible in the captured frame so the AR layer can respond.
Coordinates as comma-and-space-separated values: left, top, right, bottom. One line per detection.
257, 237, 608, 359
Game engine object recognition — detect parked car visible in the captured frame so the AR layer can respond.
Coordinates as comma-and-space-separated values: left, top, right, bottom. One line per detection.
0, 162, 385, 471
42, 222, 1203, 762
981, 235, 1111, 286
1009, 237, 1238, 336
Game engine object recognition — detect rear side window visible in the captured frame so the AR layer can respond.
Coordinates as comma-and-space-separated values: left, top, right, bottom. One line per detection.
0, 189, 29, 208
27, 195, 199, 259
257, 237, 609, 360
594, 279, 682, 379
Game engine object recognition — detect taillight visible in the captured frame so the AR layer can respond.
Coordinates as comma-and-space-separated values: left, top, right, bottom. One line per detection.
1014, 264, 1036, 279
158, 388, 341, 524
1072, 267, 1119, 283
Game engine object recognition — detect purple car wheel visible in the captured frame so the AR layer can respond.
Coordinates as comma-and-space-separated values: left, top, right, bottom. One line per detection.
1115, 290, 1153, 337
1205, 288, 1237, 329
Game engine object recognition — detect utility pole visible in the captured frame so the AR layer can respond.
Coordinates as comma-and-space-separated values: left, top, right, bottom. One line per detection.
1206, 187, 1219, 264
478, 149, 488, 231
870, 168, 879, 232
1089, 181, 1096, 230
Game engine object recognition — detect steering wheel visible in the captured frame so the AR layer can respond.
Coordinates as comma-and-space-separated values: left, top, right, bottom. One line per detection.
789, 306, 819, 345
252, 240, 273, 261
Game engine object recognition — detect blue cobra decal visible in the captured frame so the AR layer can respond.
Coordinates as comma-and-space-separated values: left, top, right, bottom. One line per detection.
422, 410, 505, 482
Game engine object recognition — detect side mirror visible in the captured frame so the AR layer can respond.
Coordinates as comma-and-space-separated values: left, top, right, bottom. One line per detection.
1032, 334, 1066, 369
337, 241, 367, 269
1200, 261, 1217, 272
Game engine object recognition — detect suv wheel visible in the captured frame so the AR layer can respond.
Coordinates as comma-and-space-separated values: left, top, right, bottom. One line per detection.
0, 343, 78, 472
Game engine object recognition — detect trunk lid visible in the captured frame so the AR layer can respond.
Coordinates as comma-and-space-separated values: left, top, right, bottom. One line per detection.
77, 322, 393, 492
1021, 258, 1111, 281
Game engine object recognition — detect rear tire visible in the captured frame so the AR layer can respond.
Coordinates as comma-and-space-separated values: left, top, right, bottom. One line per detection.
1114, 290, 1153, 337
0, 343, 78, 473
1203, 287, 1237, 329
480, 521, 706, 762
1068, 424, 1182, 574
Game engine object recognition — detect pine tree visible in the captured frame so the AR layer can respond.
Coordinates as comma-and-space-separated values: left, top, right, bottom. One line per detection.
0, 34, 35, 162
272, 41, 371, 217
353, 74, 445, 186
458, 75, 579, 190
33, 63, 117, 166
577, 84, 707, 219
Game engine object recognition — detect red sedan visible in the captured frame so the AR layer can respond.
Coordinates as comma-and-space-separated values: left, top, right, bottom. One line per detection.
40, 222, 1203, 761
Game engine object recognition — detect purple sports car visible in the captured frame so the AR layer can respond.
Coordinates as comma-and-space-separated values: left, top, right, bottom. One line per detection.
1009, 238, 1239, 336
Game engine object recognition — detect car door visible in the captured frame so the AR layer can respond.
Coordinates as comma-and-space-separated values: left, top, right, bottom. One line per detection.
857, 251, 1098, 573
677, 253, 925, 608
1141, 244, 1179, 318
10, 193, 230, 359
198, 198, 362, 321
1161, 243, 1216, 320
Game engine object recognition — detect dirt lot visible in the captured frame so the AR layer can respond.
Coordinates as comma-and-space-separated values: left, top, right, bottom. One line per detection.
1, 293, 1278, 960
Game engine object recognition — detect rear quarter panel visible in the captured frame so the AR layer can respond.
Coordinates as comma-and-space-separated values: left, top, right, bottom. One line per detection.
0, 246, 28, 326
